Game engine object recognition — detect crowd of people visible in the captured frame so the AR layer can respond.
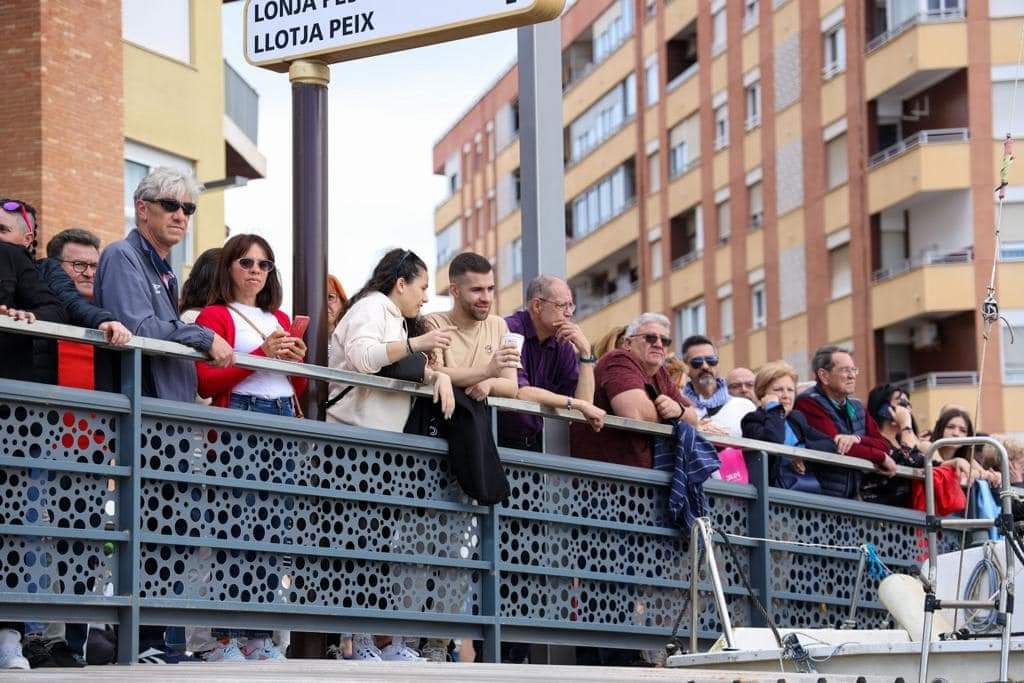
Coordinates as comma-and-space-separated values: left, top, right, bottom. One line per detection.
0, 166, 1019, 670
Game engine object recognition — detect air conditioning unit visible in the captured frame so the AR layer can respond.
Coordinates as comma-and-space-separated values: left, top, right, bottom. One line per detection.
912, 321, 940, 350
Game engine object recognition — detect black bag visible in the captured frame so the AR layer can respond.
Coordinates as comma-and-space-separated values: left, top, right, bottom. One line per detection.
324, 352, 427, 412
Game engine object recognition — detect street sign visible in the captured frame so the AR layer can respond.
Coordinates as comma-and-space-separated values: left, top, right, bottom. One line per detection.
244, 0, 566, 71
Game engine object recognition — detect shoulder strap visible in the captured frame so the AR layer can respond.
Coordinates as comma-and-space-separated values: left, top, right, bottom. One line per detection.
227, 304, 282, 342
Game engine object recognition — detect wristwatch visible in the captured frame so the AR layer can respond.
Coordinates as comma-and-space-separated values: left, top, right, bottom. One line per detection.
578, 353, 597, 364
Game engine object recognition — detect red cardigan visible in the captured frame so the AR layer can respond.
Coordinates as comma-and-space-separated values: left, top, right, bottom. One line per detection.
794, 394, 890, 465
195, 304, 308, 408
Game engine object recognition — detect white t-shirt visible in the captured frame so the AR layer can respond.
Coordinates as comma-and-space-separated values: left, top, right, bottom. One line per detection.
709, 396, 758, 437
228, 303, 294, 399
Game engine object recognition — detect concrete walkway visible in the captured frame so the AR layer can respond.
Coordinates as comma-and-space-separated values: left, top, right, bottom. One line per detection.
4, 661, 892, 682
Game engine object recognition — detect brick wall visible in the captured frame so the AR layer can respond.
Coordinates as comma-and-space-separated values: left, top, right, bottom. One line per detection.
0, 0, 123, 254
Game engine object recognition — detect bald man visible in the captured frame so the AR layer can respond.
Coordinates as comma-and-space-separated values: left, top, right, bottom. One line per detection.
726, 367, 757, 403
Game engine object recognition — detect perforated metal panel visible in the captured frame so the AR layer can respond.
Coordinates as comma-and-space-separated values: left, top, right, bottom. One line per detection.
0, 403, 118, 465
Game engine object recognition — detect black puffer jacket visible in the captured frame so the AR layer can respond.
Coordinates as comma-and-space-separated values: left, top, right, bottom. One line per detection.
0, 242, 65, 382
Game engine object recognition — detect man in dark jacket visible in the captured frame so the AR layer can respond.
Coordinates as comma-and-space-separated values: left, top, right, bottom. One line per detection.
794, 346, 896, 497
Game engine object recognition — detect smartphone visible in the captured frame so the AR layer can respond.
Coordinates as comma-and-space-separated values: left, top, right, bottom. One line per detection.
290, 315, 310, 338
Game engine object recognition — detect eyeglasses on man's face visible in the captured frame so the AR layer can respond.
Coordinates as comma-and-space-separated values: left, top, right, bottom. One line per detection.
632, 333, 672, 348
60, 259, 98, 275
832, 366, 859, 377
539, 297, 575, 314
688, 355, 719, 369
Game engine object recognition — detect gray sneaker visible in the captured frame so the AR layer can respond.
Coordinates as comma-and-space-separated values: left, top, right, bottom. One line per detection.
420, 638, 449, 663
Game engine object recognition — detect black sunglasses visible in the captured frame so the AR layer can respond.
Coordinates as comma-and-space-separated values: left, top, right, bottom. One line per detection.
237, 257, 275, 273
688, 355, 719, 369
147, 197, 197, 216
633, 333, 672, 348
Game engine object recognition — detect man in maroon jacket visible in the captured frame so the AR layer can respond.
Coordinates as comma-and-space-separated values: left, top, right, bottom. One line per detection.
794, 345, 896, 497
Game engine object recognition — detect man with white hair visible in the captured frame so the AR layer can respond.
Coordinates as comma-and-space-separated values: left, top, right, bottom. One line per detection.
571, 312, 698, 469
97, 167, 233, 404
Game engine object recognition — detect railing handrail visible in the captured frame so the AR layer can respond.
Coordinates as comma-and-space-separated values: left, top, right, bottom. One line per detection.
871, 245, 973, 282
894, 371, 978, 393
865, 6, 965, 54
868, 127, 969, 168
0, 315, 924, 480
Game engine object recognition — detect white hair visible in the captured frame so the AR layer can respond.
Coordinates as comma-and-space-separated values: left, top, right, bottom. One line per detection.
132, 167, 203, 222
625, 312, 671, 337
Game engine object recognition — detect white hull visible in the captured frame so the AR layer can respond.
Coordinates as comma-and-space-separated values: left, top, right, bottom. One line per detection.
667, 635, 1024, 680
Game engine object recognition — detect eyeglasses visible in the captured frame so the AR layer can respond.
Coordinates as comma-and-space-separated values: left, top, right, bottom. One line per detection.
236, 257, 275, 272
146, 198, 197, 216
60, 259, 98, 274
632, 333, 672, 348
538, 298, 576, 314
833, 366, 859, 377
688, 355, 719, 369
1, 199, 35, 236
728, 381, 754, 390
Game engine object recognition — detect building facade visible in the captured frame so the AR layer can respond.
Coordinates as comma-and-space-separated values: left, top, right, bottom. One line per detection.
431, 0, 1024, 433
0, 0, 264, 278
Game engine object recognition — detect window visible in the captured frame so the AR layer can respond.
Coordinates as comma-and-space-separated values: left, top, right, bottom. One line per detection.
829, 244, 852, 299
644, 55, 660, 106
594, 0, 634, 64
677, 299, 707, 346
436, 219, 462, 267
666, 21, 699, 87
826, 134, 848, 189
745, 80, 761, 130
568, 76, 636, 163
645, 0, 657, 19
648, 150, 661, 193
748, 181, 764, 229
443, 153, 461, 196
751, 281, 767, 329
499, 237, 523, 288
823, 24, 846, 80
714, 102, 729, 150
1000, 202, 1024, 260
496, 168, 521, 220
570, 161, 636, 239
123, 0, 191, 64
670, 207, 702, 266
669, 114, 700, 178
719, 293, 734, 340
650, 237, 663, 280
717, 199, 731, 243
1004, 310, 1024, 382
712, 7, 727, 54
993, 81, 1024, 139
124, 141, 195, 280
743, 0, 759, 30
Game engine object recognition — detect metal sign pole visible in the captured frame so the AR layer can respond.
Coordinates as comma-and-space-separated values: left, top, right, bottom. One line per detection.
290, 60, 330, 420
517, 20, 569, 463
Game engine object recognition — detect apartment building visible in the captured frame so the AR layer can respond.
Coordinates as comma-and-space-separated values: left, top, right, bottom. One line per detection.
431, 0, 1024, 432
0, 0, 264, 279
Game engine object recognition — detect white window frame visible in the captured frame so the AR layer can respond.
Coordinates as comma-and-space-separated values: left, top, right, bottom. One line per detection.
711, 6, 727, 56
644, 54, 660, 106
751, 281, 767, 330
822, 23, 846, 80
714, 102, 729, 151
745, 80, 761, 130
677, 299, 707, 348
743, 0, 759, 31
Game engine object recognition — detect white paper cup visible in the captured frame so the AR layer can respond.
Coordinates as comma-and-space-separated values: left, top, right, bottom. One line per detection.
502, 332, 525, 367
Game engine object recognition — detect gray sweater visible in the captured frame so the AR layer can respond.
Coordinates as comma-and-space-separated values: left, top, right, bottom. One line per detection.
95, 229, 213, 402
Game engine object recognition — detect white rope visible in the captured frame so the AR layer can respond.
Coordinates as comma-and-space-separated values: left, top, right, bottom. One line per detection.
710, 527, 863, 553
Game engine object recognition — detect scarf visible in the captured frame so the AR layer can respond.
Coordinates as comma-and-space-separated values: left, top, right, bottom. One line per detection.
683, 377, 731, 418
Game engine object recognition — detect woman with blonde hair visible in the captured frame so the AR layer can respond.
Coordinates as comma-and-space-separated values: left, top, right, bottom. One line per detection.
593, 324, 626, 360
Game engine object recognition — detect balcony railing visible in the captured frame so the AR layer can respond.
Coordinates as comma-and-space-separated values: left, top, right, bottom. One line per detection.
224, 60, 259, 143
871, 246, 973, 283
1000, 240, 1024, 262
865, 6, 966, 54
894, 371, 978, 394
672, 249, 703, 271
575, 281, 640, 320
666, 63, 699, 93
0, 316, 946, 665
868, 128, 969, 168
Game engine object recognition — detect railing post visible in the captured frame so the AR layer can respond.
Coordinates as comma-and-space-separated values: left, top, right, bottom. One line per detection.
116, 348, 143, 664
480, 503, 502, 663
746, 450, 771, 628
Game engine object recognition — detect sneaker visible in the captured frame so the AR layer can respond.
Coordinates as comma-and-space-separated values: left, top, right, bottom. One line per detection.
199, 639, 247, 663
241, 638, 286, 661
350, 634, 382, 661
380, 642, 427, 662
22, 634, 55, 668
0, 629, 30, 670
48, 640, 87, 667
420, 639, 450, 663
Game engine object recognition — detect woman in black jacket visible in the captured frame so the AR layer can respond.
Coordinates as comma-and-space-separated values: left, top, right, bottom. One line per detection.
741, 360, 836, 494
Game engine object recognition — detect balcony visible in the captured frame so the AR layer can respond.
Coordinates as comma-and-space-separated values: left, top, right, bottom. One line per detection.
864, 9, 967, 101
867, 129, 970, 214
567, 204, 639, 279
577, 285, 641, 341
870, 249, 975, 329
223, 60, 266, 179
894, 372, 978, 430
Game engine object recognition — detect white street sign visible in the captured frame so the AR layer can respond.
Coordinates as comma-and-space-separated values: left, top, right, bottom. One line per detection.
245, 0, 565, 71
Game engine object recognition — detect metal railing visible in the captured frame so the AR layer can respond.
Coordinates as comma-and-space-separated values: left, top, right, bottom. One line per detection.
224, 60, 259, 143
574, 282, 641, 321
871, 246, 973, 283
0, 317, 943, 664
671, 249, 702, 271
868, 128, 969, 168
894, 371, 978, 394
865, 6, 966, 54
666, 63, 699, 94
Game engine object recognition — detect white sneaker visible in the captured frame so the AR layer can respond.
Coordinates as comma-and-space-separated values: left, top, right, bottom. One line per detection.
351, 634, 382, 661
380, 642, 427, 662
241, 638, 286, 661
0, 629, 30, 670
200, 639, 247, 662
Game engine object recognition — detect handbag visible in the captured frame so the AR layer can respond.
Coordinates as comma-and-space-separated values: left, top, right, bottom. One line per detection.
323, 344, 427, 412
226, 304, 305, 418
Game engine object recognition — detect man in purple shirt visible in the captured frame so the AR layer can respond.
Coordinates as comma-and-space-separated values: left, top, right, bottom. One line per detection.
498, 275, 605, 451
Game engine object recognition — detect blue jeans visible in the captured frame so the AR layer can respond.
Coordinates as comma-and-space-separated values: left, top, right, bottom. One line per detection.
208, 393, 293, 644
